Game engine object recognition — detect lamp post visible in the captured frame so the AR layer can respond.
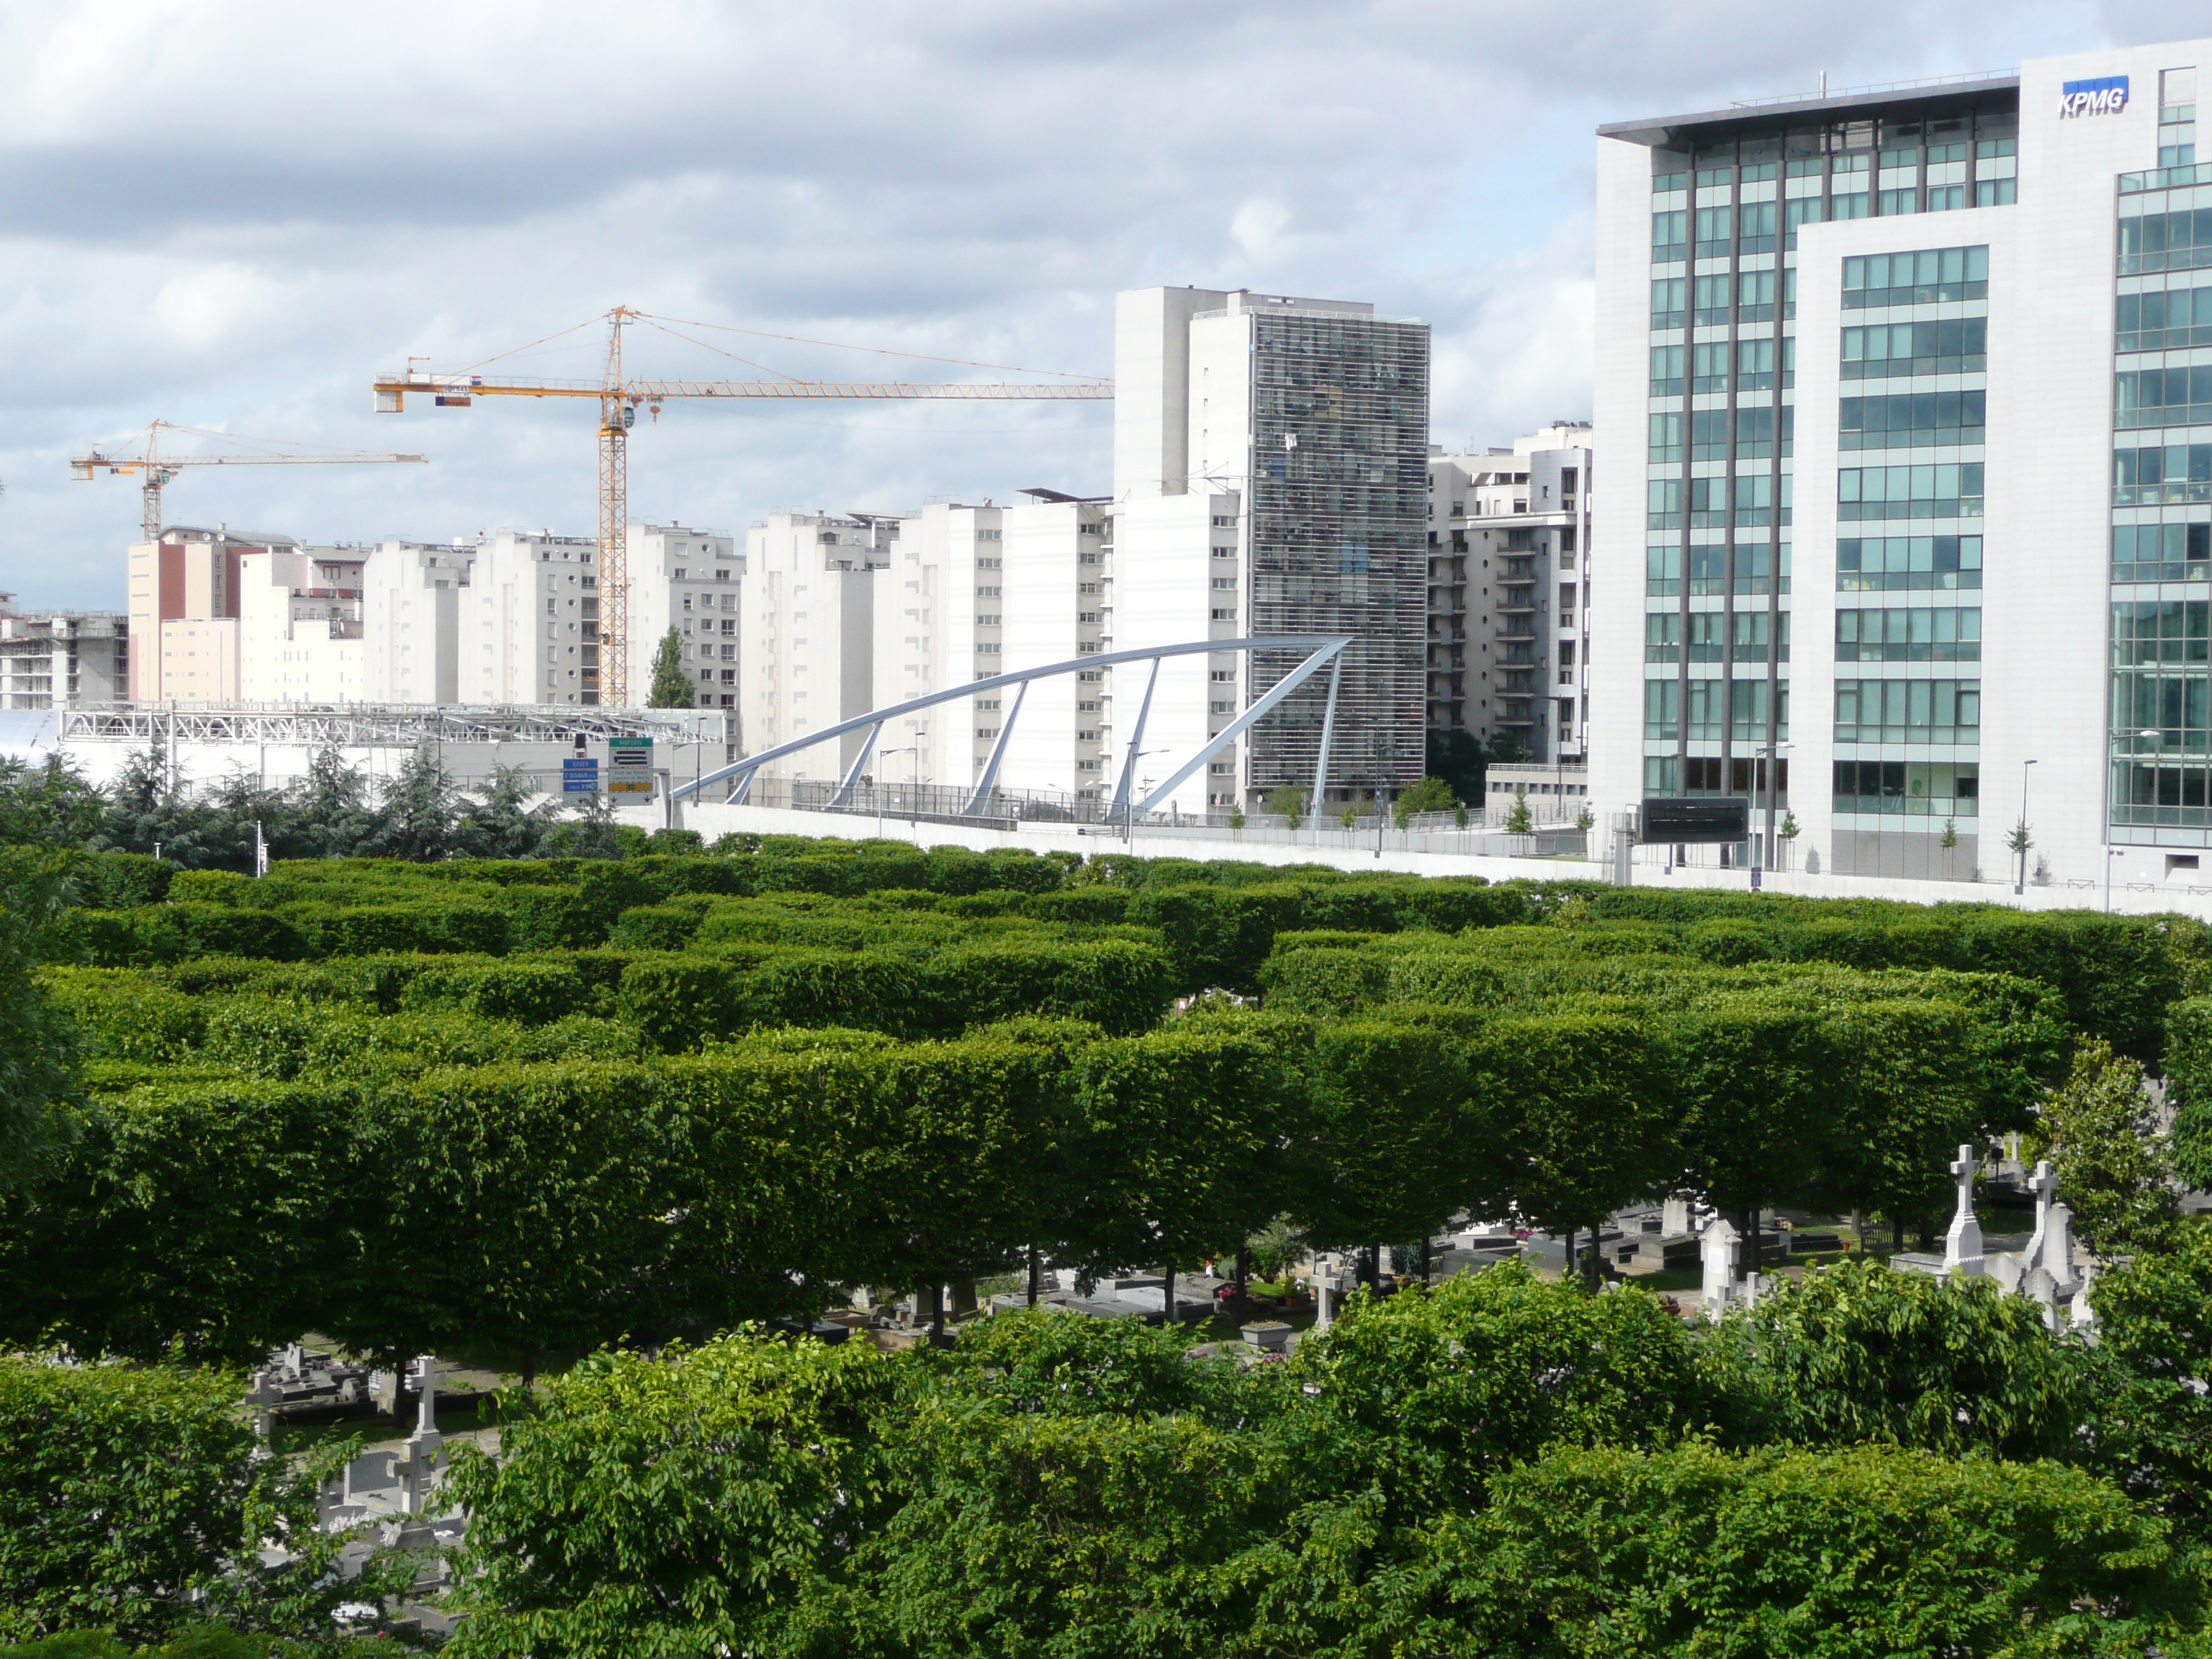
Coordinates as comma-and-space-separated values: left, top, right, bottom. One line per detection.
879, 745, 917, 839
1754, 740, 1791, 874
2015, 758, 2038, 895
1121, 748, 1166, 848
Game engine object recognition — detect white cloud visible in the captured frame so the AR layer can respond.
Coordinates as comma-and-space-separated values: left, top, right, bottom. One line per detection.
0, 0, 2128, 606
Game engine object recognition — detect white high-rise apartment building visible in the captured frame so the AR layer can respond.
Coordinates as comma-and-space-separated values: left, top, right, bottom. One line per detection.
1593, 43, 2212, 886
457, 530, 602, 706
238, 546, 367, 704
0, 599, 128, 710
740, 511, 892, 783
873, 502, 989, 790
626, 522, 742, 708
1426, 425, 1594, 760
1003, 492, 1114, 801
361, 541, 474, 705
1113, 287, 1429, 814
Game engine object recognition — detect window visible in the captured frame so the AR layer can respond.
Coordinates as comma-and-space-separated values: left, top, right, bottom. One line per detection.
1650, 343, 1686, 395
1686, 611, 1725, 661
1838, 462, 1984, 519
1560, 582, 1577, 611
1693, 204, 1732, 258
2118, 285, 2212, 351
1835, 606, 1982, 661
1735, 337, 1776, 390
1647, 545, 1683, 595
1651, 276, 1686, 328
1840, 389, 1986, 449
2113, 523, 2212, 580
2115, 442, 2212, 505
1689, 544, 1728, 595
1838, 534, 1984, 591
2117, 364, 2212, 428
1693, 272, 1732, 325
1833, 758, 1980, 814
1834, 678, 1981, 742
1976, 177, 2017, 206
1738, 200, 1779, 253
1691, 341, 1729, 394
2116, 598, 2212, 673
1841, 318, 1987, 378
1690, 408, 1732, 459
2122, 207, 2212, 274
1843, 244, 1988, 306
1650, 410, 1684, 462
1737, 267, 1776, 321
1643, 678, 1680, 739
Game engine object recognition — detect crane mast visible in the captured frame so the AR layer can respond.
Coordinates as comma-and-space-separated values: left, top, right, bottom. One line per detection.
374, 306, 1112, 708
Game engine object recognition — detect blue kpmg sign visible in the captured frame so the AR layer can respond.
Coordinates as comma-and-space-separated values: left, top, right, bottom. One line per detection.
2060, 75, 2129, 117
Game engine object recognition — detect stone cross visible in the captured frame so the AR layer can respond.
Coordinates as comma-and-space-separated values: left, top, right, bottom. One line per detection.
2023, 1159, 2060, 1269
1662, 1194, 1693, 1236
398, 1355, 445, 1516
1943, 1143, 1986, 1276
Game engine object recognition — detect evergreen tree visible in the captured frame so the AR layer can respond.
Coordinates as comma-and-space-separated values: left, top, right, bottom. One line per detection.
648, 627, 696, 709
355, 745, 459, 862
457, 765, 562, 859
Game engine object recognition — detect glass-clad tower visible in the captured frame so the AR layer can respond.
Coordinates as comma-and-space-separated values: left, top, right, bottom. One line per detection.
1592, 43, 2212, 889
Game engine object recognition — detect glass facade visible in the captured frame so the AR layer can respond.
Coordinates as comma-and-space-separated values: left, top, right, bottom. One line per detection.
1246, 310, 1429, 791
1642, 95, 2014, 858
2113, 131, 2212, 835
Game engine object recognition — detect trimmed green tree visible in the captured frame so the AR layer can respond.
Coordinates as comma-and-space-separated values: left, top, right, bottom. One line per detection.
647, 626, 696, 709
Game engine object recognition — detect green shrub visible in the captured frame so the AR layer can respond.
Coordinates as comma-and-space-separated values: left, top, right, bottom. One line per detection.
399, 958, 590, 1025
163, 870, 249, 907
608, 904, 703, 950
0, 1359, 258, 1644
65, 851, 171, 911
167, 904, 304, 961
41, 968, 204, 1063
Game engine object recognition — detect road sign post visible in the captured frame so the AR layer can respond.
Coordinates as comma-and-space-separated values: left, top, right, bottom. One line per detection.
608, 735, 655, 796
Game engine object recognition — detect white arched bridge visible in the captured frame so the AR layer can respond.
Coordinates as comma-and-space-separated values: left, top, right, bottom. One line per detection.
671, 634, 1355, 824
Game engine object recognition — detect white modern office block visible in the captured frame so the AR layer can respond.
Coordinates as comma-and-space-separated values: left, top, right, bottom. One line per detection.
456, 531, 601, 707
741, 511, 891, 783
1112, 286, 1429, 814
1592, 45, 2212, 886
626, 522, 742, 709
239, 547, 368, 704
1426, 426, 1594, 760
127, 526, 297, 704
359, 541, 471, 706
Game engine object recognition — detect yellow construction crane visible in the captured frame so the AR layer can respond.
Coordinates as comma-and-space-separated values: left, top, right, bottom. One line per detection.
71, 421, 428, 544
372, 305, 1112, 706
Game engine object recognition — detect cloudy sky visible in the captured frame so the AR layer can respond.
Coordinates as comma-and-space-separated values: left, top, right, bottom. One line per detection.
0, 0, 2173, 607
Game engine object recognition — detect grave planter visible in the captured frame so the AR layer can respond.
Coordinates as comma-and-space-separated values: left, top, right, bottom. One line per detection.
1241, 1321, 1292, 1353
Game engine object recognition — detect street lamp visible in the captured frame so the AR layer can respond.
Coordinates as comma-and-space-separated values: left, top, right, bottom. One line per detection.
879, 745, 917, 838
1753, 741, 1791, 876
2014, 759, 2038, 896
1121, 748, 1166, 848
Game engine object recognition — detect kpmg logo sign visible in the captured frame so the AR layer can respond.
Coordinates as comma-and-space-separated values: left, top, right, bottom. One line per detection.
2060, 74, 2130, 117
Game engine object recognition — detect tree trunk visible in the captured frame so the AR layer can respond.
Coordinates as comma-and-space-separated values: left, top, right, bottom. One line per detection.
1917, 1213, 1935, 1251
1234, 1245, 1251, 1291
1893, 1213, 1906, 1255
1583, 1226, 1602, 1290
1421, 1233, 1433, 1285
1162, 1264, 1176, 1329
1849, 1208, 1864, 1254
520, 1354, 537, 1393
1026, 1248, 1040, 1308
1562, 1226, 1575, 1286
927, 1282, 945, 1337
1737, 1208, 1755, 1281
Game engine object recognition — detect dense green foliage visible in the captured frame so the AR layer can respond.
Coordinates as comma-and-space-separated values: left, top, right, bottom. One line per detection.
436, 1277, 2212, 1656
12, 832, 2212, 1650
